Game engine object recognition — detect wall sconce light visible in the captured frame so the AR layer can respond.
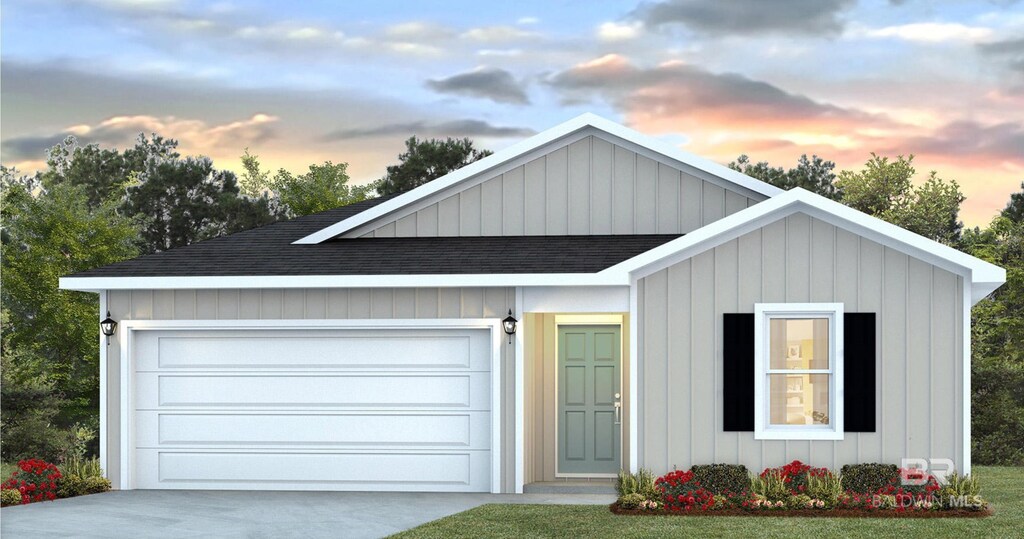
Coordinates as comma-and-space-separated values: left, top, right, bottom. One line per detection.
100, 311, 117, 344
502, 309, 517, 344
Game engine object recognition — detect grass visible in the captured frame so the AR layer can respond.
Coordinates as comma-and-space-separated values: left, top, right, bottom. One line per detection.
390, 466, 1023, 539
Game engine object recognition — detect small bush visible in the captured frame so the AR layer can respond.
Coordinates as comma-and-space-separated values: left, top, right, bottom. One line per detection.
750, 470, 790, 502
806, 471, 844, 506
0, 459, 61, 504
761, 460, 829, 494
617, 493, 646, 509
840, 463, 899, 494
57, 474, 111, 499
940, 471, 984, 509
690, 464, 750, 495
655, 470, 716, 511
60, 457, 103, 479
1, 489, 21, 507
616, 468, 657, 498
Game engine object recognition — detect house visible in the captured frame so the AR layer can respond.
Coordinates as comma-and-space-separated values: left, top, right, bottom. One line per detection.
60, 114, 1005, 494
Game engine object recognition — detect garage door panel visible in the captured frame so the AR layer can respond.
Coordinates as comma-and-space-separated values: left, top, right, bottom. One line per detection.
135, 411, 491, 449
133, 330, 490, 371
131, 326, 494, 492
136, 373, 490, 410
134, 450, 491, 491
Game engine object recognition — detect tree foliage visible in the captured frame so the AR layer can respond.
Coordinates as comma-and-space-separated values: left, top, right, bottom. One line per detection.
239, 150, 371, 216
963, 186, 1024, 465
122, 156, 283, 253
1, 167, 141, 431
728, 154, 840, 199
376, 136, 492, 196
41, 136, 283, 254
837, 154, 964, 246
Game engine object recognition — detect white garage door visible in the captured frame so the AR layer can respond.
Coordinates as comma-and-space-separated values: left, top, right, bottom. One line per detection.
129, 326, 493, 492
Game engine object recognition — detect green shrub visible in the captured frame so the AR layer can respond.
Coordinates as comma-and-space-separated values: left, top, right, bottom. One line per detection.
617, 493, 646, 510
60, 457, 103, 479
1, 488, 22, 507
690, 464, 751, 494
806, 471, 844, 505
616, 468, 656, 498
840, 463, 899, 494
787, 494, 813, 509
57, 474, 111, 499
751, 470, 789, 502
940, 471, 984, 509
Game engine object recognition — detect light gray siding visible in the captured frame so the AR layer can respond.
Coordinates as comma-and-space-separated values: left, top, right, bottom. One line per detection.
360, 136, 762, 237
637, 213, 965, 474
104, 287, 517, 491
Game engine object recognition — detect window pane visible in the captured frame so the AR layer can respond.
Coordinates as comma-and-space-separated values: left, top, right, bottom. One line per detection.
769, 374, 830, 425
769, 318, 829, 370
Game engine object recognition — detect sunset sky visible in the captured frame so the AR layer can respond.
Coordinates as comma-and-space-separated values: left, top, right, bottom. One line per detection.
2, 0, 1022, 226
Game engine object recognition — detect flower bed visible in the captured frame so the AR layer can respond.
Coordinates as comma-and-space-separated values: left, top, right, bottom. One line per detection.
611, 461, 992, 518
1, 457, 111, 507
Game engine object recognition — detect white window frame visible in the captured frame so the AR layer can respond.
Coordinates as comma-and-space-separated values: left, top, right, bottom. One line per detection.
754, 303, 844, 441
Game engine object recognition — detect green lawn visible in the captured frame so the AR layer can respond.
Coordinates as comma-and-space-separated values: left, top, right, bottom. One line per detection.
390, 466, 1023, 539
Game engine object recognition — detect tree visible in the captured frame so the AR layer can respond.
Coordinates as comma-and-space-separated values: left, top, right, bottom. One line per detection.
239, 148, 271, 197
122, 156, 284, 253
837, 154, 964, 246
240, 151, 372, 216
963, 211, 1024, 465
40, 134, 179, 209
728, 154, 840, 199
1003, 181, 1024, 224
376, 136, 492, 196
1, 168, 141, 429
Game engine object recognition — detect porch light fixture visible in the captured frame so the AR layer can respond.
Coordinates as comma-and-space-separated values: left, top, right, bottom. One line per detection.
100, 312, 117, 344
502, 309, 517, 344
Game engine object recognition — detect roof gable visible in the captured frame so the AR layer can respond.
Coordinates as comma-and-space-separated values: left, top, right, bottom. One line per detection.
294, 113, 783, 244
604, 188, 1005, 304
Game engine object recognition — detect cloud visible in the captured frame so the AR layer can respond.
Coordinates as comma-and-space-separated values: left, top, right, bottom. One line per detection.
2, 114, 278, 162
460, 25, 538, 43
426, 68, 530, 105
979, 36, 1024, 73
545, 55, 888, 134
896, 119, 1024, 164
853, 22, 994, 43
631, 0, 855, 36
323, 119, 535, 141
597, 21, 643, 41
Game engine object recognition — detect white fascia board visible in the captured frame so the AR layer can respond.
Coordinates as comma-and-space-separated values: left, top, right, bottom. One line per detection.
604, 188, 1005, 305
59, 272, 630, 291
293, 113, 782, 244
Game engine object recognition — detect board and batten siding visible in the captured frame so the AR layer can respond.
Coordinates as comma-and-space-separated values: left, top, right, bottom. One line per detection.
637, 213, 964, 474
359, 136, 760, 238
103, 287, 517, 491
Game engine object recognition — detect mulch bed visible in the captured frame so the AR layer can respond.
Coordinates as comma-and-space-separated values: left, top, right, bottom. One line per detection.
610, 502, 993, 518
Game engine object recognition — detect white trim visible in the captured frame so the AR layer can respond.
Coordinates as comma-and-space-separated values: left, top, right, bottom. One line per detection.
514, 287, 525, 494
753, 303, 845, 441
294, 113, 782, 244
628, 277, 639, 473
116, 318, 504, 493
99, 291, 108, 482
607, 188, 1005, 305
522, 286, 630, 313
60, 273, 625, 291
962, 276, 972, 475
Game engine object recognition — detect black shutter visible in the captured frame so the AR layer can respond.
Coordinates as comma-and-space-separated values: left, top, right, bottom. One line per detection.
843, 312, 876, 432
723, 313, 755, 431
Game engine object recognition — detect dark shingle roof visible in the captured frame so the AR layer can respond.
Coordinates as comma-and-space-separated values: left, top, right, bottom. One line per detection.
68, 197, 680, 277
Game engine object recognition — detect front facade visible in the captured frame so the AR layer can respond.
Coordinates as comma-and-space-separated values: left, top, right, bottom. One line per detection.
61, 114, 1004, 494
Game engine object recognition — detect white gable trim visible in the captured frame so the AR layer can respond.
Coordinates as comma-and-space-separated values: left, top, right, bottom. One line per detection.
293, 113, 783, 244
603, 188, 1005, 304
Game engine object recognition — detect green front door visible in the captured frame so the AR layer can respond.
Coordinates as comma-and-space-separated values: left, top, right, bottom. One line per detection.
557, 325, 621, 475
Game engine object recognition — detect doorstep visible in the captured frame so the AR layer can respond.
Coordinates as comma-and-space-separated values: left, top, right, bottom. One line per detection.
523, 480, 617, 495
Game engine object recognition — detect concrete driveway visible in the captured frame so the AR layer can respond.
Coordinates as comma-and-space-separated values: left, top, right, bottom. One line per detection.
0, 490, 614, 539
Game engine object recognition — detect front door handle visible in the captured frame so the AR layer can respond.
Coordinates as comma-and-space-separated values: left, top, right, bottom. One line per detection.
614, 392, 622, 425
